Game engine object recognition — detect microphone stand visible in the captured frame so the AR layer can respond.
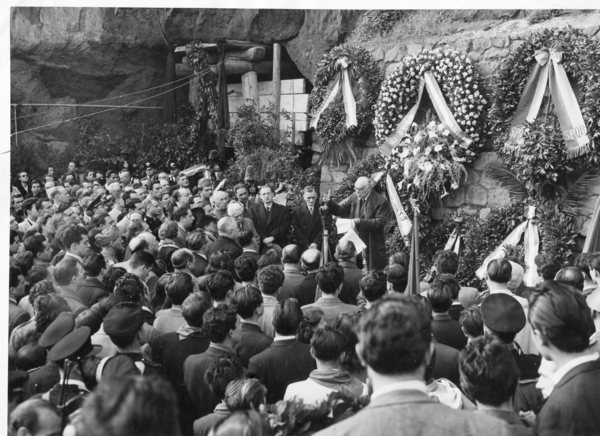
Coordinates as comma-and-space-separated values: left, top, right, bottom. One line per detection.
319, 203, 331, 266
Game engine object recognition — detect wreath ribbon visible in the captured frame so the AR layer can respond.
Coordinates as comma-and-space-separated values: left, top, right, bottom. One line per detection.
310, 57, 357, 131
506, 48, 590, 159
380, 71, 473, 156
475, 206, 541, 286
444, 229, 462, 255
386, 173, 412, 237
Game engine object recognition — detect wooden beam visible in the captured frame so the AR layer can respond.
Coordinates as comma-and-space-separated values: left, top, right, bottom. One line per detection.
176, 60, 295, 77
273, 43, 281, 143
242, 71, 259, 110
176, 40, 268, 54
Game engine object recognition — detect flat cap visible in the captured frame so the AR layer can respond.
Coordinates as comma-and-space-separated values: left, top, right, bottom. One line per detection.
103, 302, 144, 337
38, 312, 75, 348
47, 326, 92, 362
145, 162, 154, 169
481, 293, 526, 334
94, 224, 120, 247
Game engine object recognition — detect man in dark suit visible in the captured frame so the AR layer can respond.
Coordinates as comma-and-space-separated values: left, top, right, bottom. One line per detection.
78, 253, 109, 308
335, 240, 363, 305
292, 186, 322, 251
248, 298, 315, 403
183, 304, 239, 419
325, 176, 390, 272
203, 217, 243, 260
280, 245, 304, 300
248, 184, 291, 253
230, 285, 273, 367
283, 248, 320, 306
428, 275, 467, 350
315, 294, 511, 436
531, 282, 600, 436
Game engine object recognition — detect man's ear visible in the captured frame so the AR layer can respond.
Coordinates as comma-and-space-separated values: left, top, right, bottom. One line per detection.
355, 342, 367, 368
16, 427, 32, 436
424, 341, 435, 368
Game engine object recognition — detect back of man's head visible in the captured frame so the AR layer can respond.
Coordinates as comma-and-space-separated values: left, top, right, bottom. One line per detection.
535, 253, 561, 280
129, 250, 155, 270
207, 270, 235, 302
360, 272, 387, 303
459, 335, 519, 407
61, 224, 86, 251
335, 241, 356, 262
172, 206, 190, 223
203, 304, 238, 343
171, 248, 194, 270
281, 244, 301, 264
486, 259, 512, 284
237, 230, 254, 248
384, 264, 408, 293
53, 257, 81, 287
235, 256, 258, 282
113, 273, 144, 304
310, 325, 346, 362
301, 248, 321, 271
316, 262, 344, 295
164, 272, 193, 305
555, 266, 584, 292
182, 293, 212, 328
357, 294, 432, 375
427, 281, 453, 313
231, 285, 263, 319
217, 216, 237, 236
83, 253, 106, 277
434, 250, 459, 274
257, 265, 285, 296
9, 398, 60, 436
273, 298, 302, 335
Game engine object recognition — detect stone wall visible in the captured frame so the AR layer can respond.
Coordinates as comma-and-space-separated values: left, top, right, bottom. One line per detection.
319, 10, 600, 233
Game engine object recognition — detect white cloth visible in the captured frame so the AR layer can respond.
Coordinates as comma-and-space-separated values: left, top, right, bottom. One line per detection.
371, 380, 427, 400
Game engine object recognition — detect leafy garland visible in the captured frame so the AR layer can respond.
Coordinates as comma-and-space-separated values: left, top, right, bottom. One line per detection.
309, 44, 382, 166
488, 27, 600, 202
186, 42, 219, 122
374, 48, 488, 155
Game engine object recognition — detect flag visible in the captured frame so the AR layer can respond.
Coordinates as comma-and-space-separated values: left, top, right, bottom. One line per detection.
406, 211, 420, 295
583, 195, 600, 253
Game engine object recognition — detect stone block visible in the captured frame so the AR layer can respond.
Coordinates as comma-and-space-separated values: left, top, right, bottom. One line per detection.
466, 185, 488, 207
385, 62, 401, 76
372, 47, 385, 61
406, 43, 423, 55
483, 47, 509, 60
479, 173, 499, 190
510, 39, 525, 52
443, 187, 465, 208
454, 39, 472, 53
431, 207, 450, 221
487, 188, 512, 207
472, 152, 500, 171
384, 46, 400, 62
479, 207, 492, 220
478, 62, 498, 79
466, 168, 480, 184
320, 165, 333, 183
472, 37, 492, 52
491, 35, 509, 48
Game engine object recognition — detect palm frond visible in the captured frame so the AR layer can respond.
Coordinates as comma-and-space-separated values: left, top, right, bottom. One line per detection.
562, 166, 600, 216
319, 136, 358, 167
485, 163, 528, 201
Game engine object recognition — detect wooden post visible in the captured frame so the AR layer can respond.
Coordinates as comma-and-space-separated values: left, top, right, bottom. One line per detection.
189, 76, 201, 107
241, 71, 259, 110
272, 42, 281, 143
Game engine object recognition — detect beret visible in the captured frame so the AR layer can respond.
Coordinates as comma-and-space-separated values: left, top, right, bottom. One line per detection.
481, 293, 526, 334
47, 326, 93, 362
38, 311, 75, 348
103, 302, 144, 338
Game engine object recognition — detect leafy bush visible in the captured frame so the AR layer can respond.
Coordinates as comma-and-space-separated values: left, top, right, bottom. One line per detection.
226, 104, 281, 154
351, 11, 408, 41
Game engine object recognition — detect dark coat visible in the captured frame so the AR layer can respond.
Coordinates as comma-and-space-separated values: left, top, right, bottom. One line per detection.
432, 340, 460, 387
248, 338, 315, 404
248, 202, 291, 249
327, 191, 391, 272
535, 358, 600, 436
9, 300, 30, 335
77, 277, 109, 308
233, 322, 273, 368
279, 266, 305, 301
338, 261, 362, 305
431, 313, 467, 350
204, 235, 243, 260
287, 272, 318, 307
183, 343, 237, 419
292, 202, 322, 250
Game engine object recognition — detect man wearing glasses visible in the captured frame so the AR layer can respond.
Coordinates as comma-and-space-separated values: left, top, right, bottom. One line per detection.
13, 171, 31, 197
323, 176, 390, 272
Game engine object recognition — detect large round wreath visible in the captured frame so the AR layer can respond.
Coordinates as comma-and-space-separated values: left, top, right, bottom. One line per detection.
488, 27, 600, 201
374, 48, 488, 158
309, 44, 382, 165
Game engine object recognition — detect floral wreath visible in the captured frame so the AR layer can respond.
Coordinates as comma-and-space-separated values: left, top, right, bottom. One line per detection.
374, 48, 487, 158
488, 27, 600, 200
309, 44, 382, 165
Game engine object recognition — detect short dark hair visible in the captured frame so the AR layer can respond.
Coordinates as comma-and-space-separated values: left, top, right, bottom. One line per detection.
34, 294, 70, 334
257, 265, 284, 296
23, 234, 47, 258
459, 306, 484, 338
224, 378, 267, 411
207, 270, 235, 302
486, 259, 512, 283
129, 250, 155, 269
273, 298, 302, 335
230, 285, 263, 319
427, 280, 453, 313
61, 224, 87, 250
434, 250, 459, 274
103, 266, 127, 292
358, 294, 432, 374
181, 293, 212, 328
207, 250, 234, 274
235, 256, 258, 282
535, 252, 561, 280
316, 262, 344, 295
114, 273, 144, 303
172, 206, 190, 222
281, 245, 301, 264
459, 335, 520, 406
384, 264, 407, 293
204, 356, 244, 399
83, 253, 106, 277
257, 249, 281, 269
432, 273, 461, 300
554, 266, 584, 292
187, 232, 207, 251
237, 230, 254, 247
203, 304, 238, 343
28, 263, 49, 287
164, 272, 193, 305
529, 281, 595, 353
360, 272, 387, 302
311, 325, 347, 362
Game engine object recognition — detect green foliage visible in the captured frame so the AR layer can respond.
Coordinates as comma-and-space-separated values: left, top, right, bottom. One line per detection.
74, 118, 123, 173
226, 104, 281, 154
536, 203, 579, 265
351, 11, 408, 41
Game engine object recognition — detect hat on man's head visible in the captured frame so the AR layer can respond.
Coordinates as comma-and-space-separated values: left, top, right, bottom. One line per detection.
94, 224, 120, 247
47, 326, 96, 362
169, 162, 179, 170
103, 302, 144, 338
481, 293, 526, 334
38, 311, 75, 348
145, 162, 155, 170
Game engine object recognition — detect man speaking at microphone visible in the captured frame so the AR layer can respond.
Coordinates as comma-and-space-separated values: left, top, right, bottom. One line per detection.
323, 176, 390, 272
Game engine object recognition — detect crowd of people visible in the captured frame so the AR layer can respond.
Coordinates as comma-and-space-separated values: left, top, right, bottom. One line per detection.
8, 159, 600, 436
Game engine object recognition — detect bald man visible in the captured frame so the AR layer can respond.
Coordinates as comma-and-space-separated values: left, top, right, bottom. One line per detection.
203, 216, 243, 260
325, 176, 390, 272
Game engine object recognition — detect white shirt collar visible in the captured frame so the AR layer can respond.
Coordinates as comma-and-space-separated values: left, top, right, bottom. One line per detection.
273, 334, 296, 342
551, 352, 599, 386
371, 380, 427, 400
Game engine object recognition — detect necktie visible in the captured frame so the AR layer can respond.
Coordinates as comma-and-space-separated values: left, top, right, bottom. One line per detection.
359, 198, 365, 217
309, 207, 313, 215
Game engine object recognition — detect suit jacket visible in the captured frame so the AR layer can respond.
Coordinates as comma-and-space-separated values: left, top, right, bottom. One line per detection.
248, 338, 315, 404
292, 202, 323, 250
302, 297, 358, 324
327, 191, 390, 271
204, 235, 243, 260
432, 340, 460, 386
248, 202, 291, 249
338, 261, 362, 305
535, 358, 600, 436
431, 313, 467, 350
77, 277, 109, 308
314, 389, 512, 436
183, 343, 237, 418
279, 265, 305, 301
234, 322, 273, 367
287, 272, 318, 307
